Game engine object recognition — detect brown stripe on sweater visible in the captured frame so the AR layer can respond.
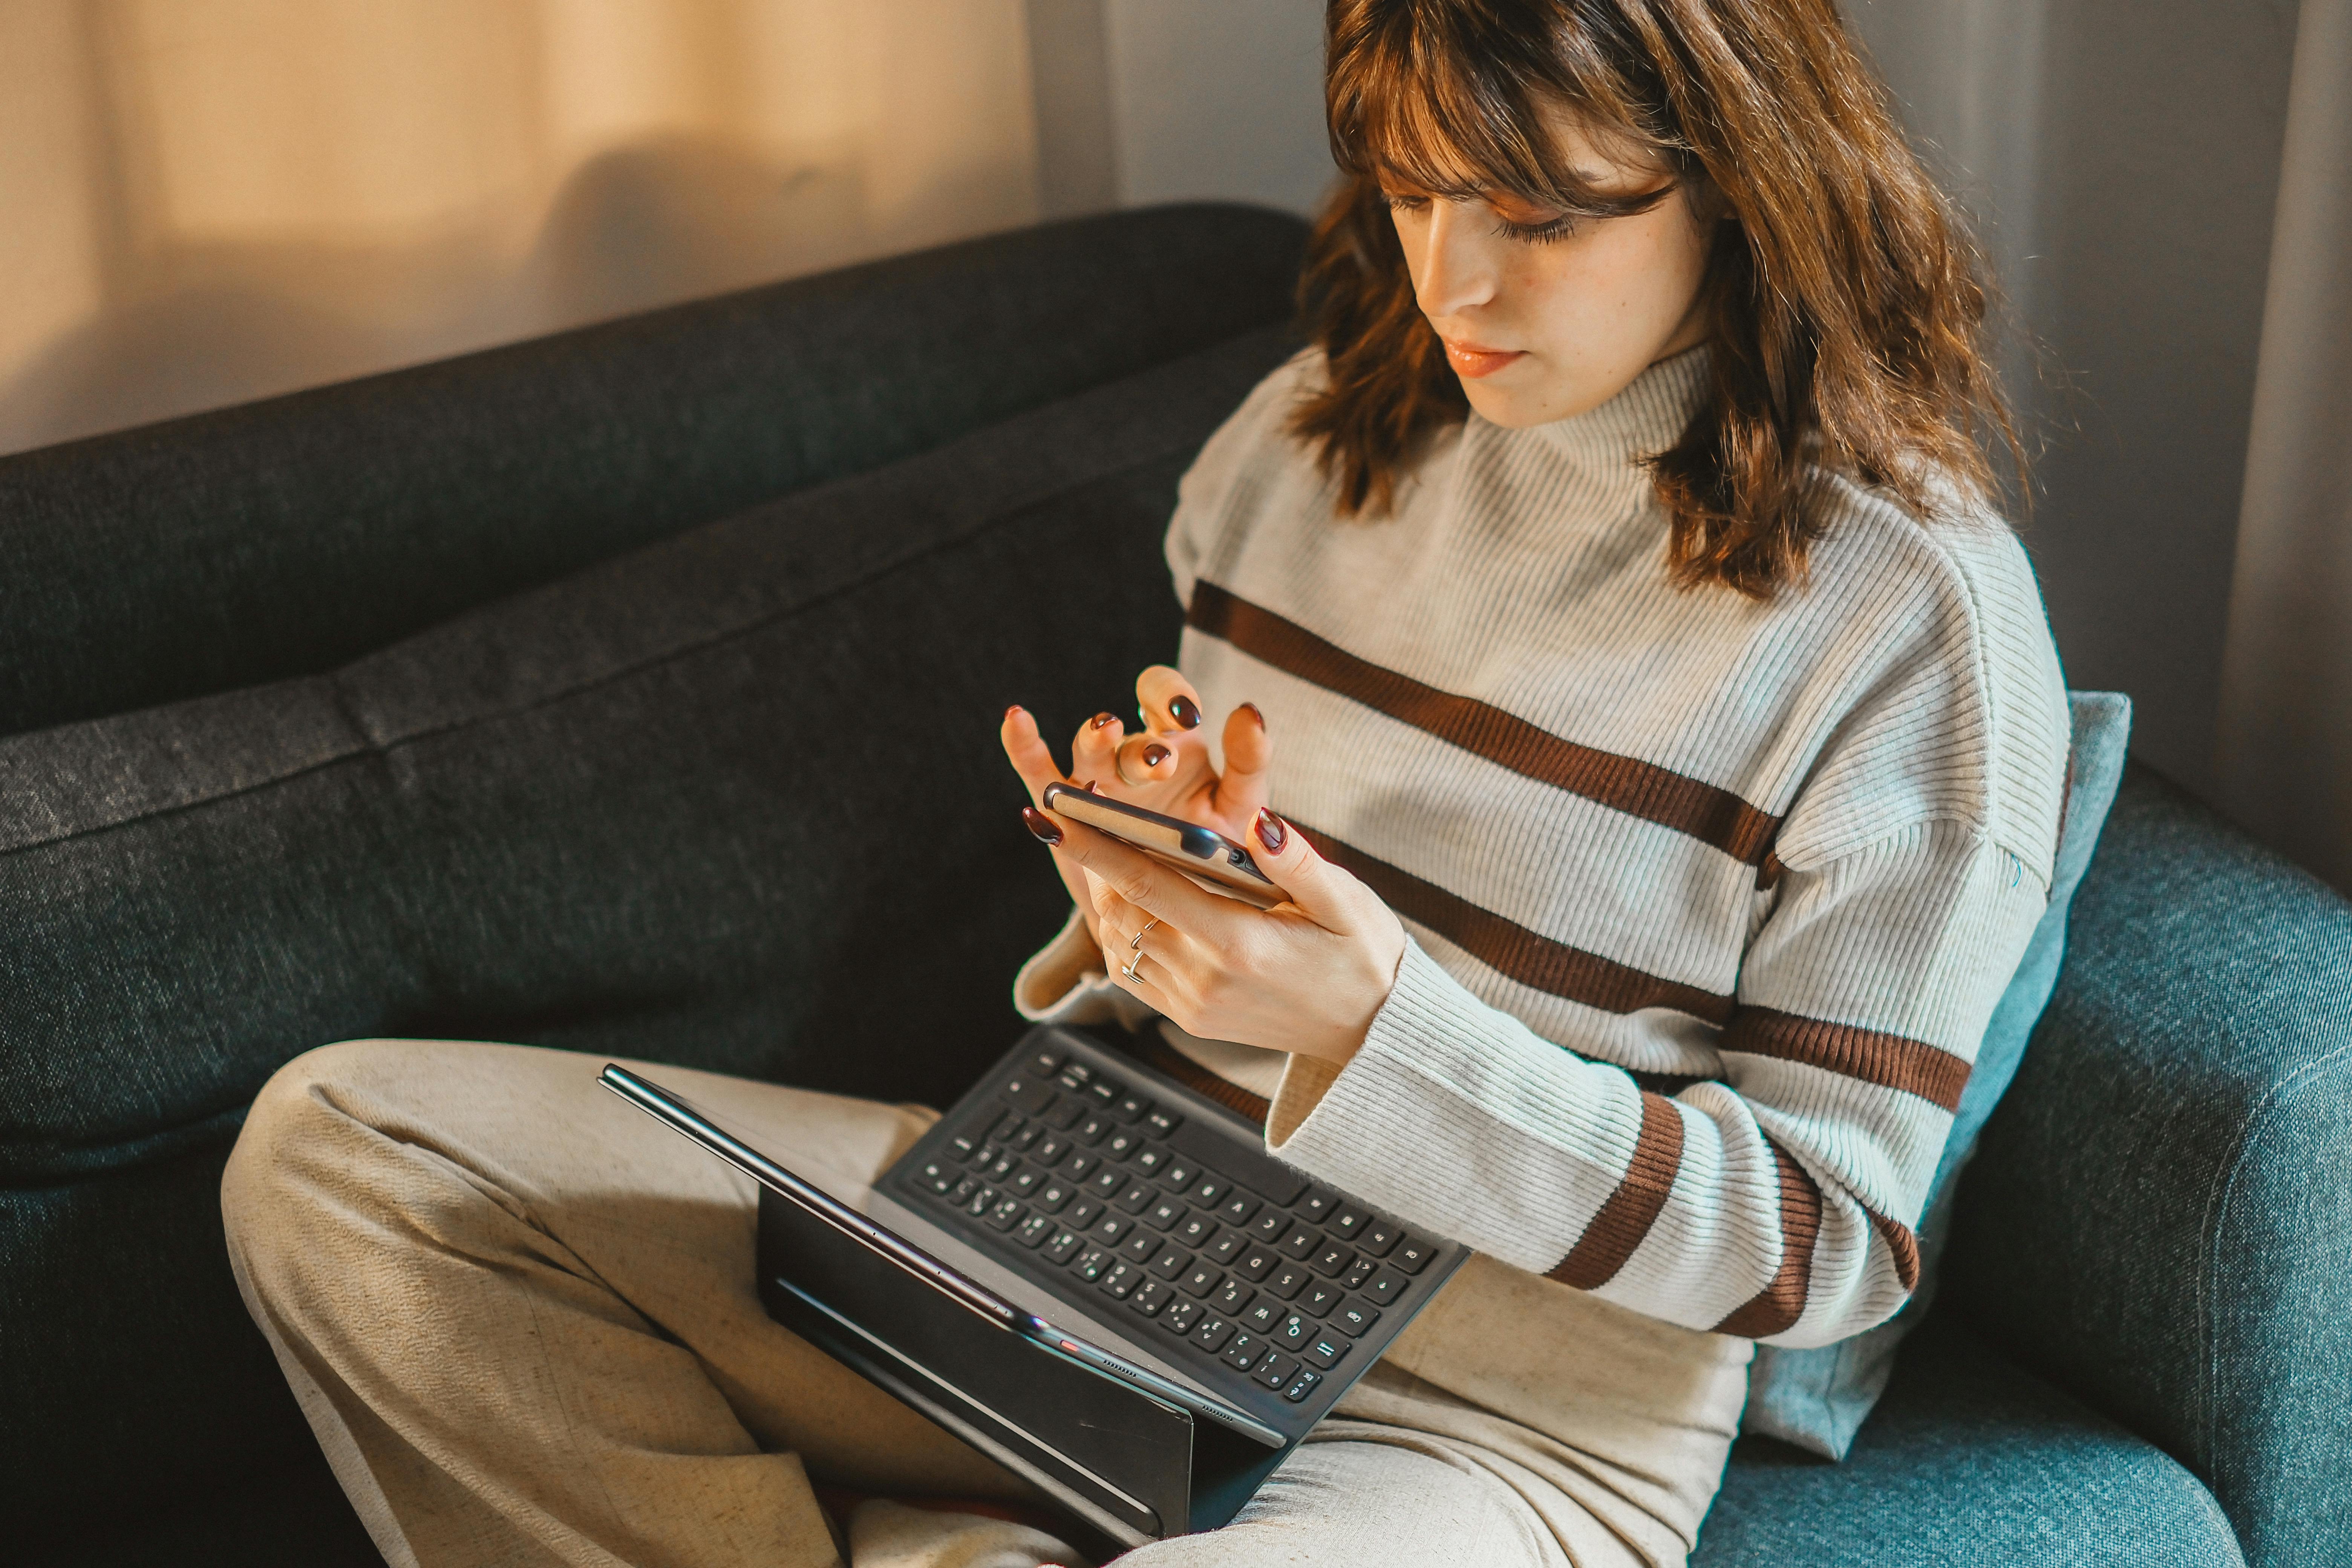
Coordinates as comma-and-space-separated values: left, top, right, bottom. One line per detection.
1712, 1138, 1825, 1338
1295, 823, 1737, 1025
1188, 582, 1780, 864
1132, 1032, 1271, 1128
1547, 1090, 1684, 1289
1719, 1006, 1970, 1113
1865, 1206, 1922, 1292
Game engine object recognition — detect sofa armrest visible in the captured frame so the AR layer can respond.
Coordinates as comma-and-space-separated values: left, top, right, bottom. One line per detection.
1943, 761, 2352, 1568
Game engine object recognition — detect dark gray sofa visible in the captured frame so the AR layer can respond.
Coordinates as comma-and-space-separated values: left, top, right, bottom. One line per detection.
3, 204, 2344, 1568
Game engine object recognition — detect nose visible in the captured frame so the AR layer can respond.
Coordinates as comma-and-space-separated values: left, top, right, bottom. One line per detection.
1409, 199, 1500, 320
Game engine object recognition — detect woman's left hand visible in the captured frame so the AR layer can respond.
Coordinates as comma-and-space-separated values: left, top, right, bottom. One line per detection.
1031, 804, 1407, 1068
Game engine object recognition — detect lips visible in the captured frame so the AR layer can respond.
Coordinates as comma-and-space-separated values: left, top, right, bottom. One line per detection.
1442, 338, 1526, 378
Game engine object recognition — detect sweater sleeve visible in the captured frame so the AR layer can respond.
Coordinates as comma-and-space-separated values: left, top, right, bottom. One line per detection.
1265, 816, 2049, 1347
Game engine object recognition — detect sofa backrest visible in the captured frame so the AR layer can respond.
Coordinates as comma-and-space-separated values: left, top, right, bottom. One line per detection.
0, 204, 1305, 741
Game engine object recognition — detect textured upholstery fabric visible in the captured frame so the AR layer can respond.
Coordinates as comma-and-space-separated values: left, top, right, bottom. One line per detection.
1744, 692, 2133, 1457
1946, 763, 2352, 1568
0, 203, 1303, 740
1, 326, 1295, 1545
1702, 1314, 2245, 1567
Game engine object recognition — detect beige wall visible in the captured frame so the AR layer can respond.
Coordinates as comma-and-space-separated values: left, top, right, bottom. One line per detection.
0, 0, 1041, 455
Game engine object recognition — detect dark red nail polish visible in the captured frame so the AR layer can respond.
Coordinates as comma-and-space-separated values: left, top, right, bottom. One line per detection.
1254, 809, 1287, 853
1168, 694, 1202, 730
1084, 780, 1101, 792
1089, 712, 1118, 730
1142, 743, 1171, 768
1239, 701, 1265, 729
1021, 807, 1061, 845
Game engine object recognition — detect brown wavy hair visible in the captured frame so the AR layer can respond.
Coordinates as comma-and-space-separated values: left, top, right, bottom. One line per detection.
1294, 0, 2023, 597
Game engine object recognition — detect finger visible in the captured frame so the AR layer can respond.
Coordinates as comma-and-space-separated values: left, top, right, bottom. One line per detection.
1136, 665, 1206, 735
1000, 705, 1067, 807
1049, 816, 1234, 931
1115, 733, 1178, 789
1070, 710, 1124, 786
1212, 701, 1274, 821
1235, 808, 1362, 927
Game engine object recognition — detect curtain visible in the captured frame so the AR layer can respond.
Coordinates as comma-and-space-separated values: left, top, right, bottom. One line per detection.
2217, 0, 2352, 894
0, 0, 1040, 455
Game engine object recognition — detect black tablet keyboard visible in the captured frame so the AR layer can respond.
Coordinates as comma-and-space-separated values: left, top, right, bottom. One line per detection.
887, 1027, 1461, 1422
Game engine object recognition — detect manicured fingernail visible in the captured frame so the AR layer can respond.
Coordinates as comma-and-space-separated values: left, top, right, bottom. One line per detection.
1168, 694, 1202, 730
1089, 711, 1118, 730
1254, 809, 1287, 853
1239, 701, 1265, 729
1021, 807, 1061, 845
1142, 743, 1171, 768
1004, 704, 1024, 719
1084, 780, 1101, 792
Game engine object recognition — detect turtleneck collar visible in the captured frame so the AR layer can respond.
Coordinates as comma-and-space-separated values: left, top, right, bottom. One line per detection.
1512, 344, 1712, 467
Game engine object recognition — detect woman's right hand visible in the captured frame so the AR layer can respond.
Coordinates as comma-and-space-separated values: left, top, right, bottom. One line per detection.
1000, 665, 1274, 940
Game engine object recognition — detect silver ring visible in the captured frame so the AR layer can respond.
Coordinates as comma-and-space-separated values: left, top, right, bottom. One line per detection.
1128, 917, 1160, 951
1120, 949, 1147, 983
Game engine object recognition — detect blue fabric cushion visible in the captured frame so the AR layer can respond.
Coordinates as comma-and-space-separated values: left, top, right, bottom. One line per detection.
1743, 691, 2133, 1458
1702, 1311, 2243, 1567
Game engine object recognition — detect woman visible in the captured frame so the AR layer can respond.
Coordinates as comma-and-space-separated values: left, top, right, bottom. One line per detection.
224, 3, 2066, 1565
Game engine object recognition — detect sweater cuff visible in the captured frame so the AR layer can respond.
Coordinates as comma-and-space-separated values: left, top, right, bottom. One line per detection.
1012, 907, 1159, 1031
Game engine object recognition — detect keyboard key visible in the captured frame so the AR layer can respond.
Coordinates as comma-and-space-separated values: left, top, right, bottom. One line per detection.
1059, 1150, 1097, 1182
1206, 1232, 1247, 1266
1090, 1213, 1132, 1246
1001, 1074, 1059, 1115
1043, 1098, 1088, 1131
1085, 1168, 1124, 1199
1146, 1247, 1189, 1281
1358, 1221, 1401, 1258
1129, 1279, 1172, 1316
1007, 1122, 1042, 1153
1035, 1180, 1074, 1213
1162, 1300, 1202, 1335
1188, 1176, 1229, 1208
985, 1153, 1018, 1183
1063, 1198, 1102, 1231
989, 1113, 1026, 1146
1303, 1333, 1349, 1369
1251, 1352, 1299, 1390
1363, 1267, 1409, 1306
1032, 1134, 1070, 1167
949, 1177, 979, 1207
1145, 1108, 1183, 1138
1113, 1182, 1156, 1215
1272, 1313, 1312, 1351
972, 1143, 1002, 1171
1311, 1243, 1355, 1278
1057, 1061, 1091, 1090
1220, 1333, 1265, 1372
1212, 1279, 1256, 1314
1044, 1230, 1084, 1264
1182, 1265, 1225, 1298
1331, 1298, 1381, 1337
1281, 1369, 1324, 1404
1234, 1248, 1277, 1282
1391, 1237, 1436, 1274
1144, 1199, 1187, 1232
1174, 1214, 1218, 1249
1027, 1048, 1063, 1077
1295, 1188, 1338, 1223
1007, 1165, 1045, 1198
986, 1198, 1024, 1231
1330, 1206, 1368, 1240
1131, 1146, 1169, 1178
1086, 1079, 1120, 1108
1277, 1225, 1320, 1262
1218, 1194, 1261, 1227
965, 1186, 996, 1217
1072, 1247, 1112, 1282
1121, 1231, 1162, 1263
1015, 1212, 1056, 1248
1246, 1210, 1287, 1243
1191, 1315, 1236, 1353
1302, 1282, 1344, 1317
1159, 1159, 1200, 1192
1113, 1092, 1153, 1124
1240, 1300, 1280, 1334
1102, 1129, 1143, 1162
1341, 1257, 1378, 1292
918, 1161, 956, 1194
948, 1135, 979, 1164
1074, 1114, 1114, 1147
1263, 1264, 1311, 1301
1099, 1261, 1141, 1298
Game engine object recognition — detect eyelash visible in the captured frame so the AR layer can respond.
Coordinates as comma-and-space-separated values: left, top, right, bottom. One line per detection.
1381, 193, 1577, 245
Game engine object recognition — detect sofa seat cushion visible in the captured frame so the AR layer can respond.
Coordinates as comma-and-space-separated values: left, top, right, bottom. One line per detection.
1702, 1312, 2243, 1566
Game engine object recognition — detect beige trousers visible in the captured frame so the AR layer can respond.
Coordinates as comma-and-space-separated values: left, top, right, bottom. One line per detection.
222, 1040, 1747, 1568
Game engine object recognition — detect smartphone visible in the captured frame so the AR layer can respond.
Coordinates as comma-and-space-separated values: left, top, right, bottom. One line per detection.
1040, 781, 1284, 909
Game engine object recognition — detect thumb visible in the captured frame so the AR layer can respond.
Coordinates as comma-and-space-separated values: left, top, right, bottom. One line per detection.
1242, 808, 1362, 926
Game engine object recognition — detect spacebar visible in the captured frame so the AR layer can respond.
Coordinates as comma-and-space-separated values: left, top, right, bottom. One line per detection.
1165, 1118, 1307, 1207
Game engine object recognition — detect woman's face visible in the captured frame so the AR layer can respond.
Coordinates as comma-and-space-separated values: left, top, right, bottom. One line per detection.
1383, 119, 1712, 429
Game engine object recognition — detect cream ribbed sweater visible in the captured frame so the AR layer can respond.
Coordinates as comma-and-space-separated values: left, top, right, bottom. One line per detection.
1019, 346, 2069, 1349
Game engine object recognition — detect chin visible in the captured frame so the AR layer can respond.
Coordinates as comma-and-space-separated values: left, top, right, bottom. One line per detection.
1460, 378, 1567, 430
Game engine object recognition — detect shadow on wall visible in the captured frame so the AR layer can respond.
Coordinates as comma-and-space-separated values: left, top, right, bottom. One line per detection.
0, 135, 940, 456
